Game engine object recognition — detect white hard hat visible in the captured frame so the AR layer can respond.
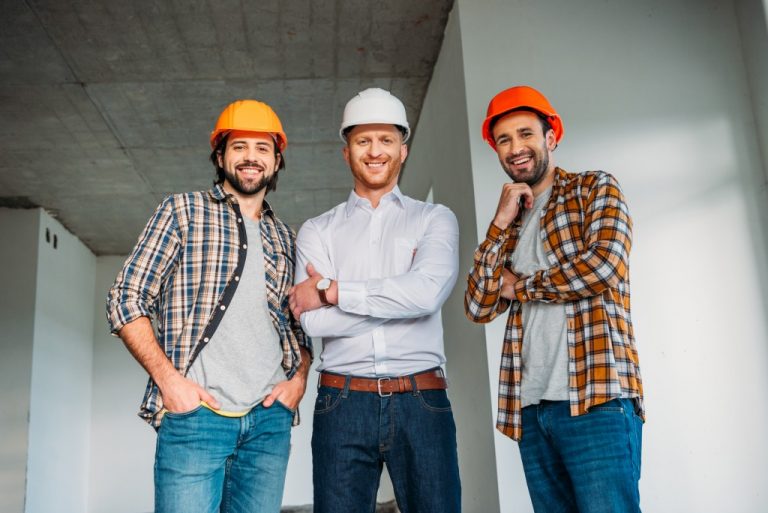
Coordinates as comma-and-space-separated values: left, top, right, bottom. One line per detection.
339, 88, 411, 142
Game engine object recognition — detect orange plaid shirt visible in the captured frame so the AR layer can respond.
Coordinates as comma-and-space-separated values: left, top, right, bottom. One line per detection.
465, 168, 644, 440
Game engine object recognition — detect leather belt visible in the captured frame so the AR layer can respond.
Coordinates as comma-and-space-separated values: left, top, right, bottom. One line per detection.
319, 369, 448, 397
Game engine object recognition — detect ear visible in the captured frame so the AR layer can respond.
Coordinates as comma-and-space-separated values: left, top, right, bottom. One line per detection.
216, 151, 223, 168
400, 143, 408, 164
545, 129, 557, 151
342, 146, 351, 166
275, 152, 282, 170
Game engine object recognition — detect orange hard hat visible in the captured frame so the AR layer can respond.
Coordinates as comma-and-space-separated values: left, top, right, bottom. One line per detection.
481, 86, 563, 150
210, 100, 287, 151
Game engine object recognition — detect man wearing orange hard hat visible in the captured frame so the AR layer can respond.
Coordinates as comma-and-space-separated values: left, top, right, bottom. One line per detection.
465, 86, 645, 512
107, 99, 312, 513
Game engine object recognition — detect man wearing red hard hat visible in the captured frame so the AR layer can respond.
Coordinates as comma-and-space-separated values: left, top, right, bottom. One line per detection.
107, 100, 311, 513
465, 86, 644, 512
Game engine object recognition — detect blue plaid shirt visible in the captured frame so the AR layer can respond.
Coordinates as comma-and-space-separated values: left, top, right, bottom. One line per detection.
107, 184, 311, 427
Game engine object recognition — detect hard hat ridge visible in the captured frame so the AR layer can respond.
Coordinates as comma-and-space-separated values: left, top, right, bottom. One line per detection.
339, 88, 411, 142
481, 85, 563, 150
210, 99, 288, 151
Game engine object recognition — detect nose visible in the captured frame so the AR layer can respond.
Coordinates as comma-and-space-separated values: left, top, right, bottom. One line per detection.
368, 139, 384, 157
510, 137, 525, 155
245, 145, 260, 162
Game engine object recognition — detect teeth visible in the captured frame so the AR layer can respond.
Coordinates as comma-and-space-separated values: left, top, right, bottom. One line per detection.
512, 157, 531, 165
367, 162, 385, 168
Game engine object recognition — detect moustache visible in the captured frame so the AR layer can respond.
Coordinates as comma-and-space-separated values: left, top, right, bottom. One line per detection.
504, 150, 535, 165
236, 161, 266, 171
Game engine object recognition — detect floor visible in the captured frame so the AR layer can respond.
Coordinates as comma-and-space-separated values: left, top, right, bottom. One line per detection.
281, 500, 400, 512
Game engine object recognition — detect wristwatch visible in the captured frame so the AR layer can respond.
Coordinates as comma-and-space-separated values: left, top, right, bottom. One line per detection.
316, 277, 332, 305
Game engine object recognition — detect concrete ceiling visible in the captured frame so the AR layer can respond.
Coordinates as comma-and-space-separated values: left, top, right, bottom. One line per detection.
0, 0, 454, 254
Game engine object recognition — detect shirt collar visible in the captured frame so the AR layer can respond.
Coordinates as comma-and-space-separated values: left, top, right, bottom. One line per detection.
344, 185, 406, 217
209, 183, 228, 202
208, 183, 274, 218
553, 167, 569, 189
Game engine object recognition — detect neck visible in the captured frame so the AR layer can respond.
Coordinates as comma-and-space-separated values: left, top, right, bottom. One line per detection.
354, 184, 396, 209
532, 166, 556, 198
222, 182, 267, 221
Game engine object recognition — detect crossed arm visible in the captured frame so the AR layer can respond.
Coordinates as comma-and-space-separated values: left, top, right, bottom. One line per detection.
289, 207, 460, 337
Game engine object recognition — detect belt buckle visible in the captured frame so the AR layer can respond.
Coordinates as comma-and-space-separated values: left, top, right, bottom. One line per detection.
377, 377, 392, 397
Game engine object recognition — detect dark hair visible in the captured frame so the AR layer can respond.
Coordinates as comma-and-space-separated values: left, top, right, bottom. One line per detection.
489, 107, 552, 138
210, 133, 285, 192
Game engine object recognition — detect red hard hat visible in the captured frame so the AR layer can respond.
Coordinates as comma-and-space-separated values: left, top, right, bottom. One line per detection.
481, 86, 563, 150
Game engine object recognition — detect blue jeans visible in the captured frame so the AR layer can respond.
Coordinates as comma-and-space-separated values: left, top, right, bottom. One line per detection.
312, 373, 461, 513
154, 403, 293, 513
519, 398, 643, 513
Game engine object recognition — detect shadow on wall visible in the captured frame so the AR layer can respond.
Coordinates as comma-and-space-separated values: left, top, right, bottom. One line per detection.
282, 501, 399, 512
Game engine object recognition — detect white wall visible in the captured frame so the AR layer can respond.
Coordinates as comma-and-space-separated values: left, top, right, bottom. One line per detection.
0, 209, 39, 513
89, 256, 155, 513
25, 210, 96, 513
456, 0, 768, 511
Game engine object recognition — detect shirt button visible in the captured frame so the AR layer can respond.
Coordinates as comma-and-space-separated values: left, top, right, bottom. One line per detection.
203, 337, 209, 342
237, 218, 242, 223
242, 244, 247, 249
220, 305, 226, 311
234, 276, 240, 281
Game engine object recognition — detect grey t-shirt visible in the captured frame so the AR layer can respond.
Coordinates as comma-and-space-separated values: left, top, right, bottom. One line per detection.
188, 216, 286, 414
510, 187, 570, 407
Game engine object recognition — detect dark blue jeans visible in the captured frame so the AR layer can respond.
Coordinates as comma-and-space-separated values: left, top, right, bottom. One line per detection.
311, 373, 461, 513
519, 398, 643, 513
154, 403, 293, 513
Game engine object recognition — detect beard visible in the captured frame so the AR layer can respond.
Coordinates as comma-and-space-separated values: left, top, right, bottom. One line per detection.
501, 147, 549, 188
223, 165, 278, 196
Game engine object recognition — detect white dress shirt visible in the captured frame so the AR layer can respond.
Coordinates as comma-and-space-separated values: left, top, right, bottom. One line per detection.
296, 186, 459, 377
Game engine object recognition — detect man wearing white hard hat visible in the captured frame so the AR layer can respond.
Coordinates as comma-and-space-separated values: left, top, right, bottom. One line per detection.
289, 88, 462, 512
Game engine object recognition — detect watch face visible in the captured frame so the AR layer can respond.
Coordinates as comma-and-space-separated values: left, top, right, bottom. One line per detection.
317, 278, 331, 290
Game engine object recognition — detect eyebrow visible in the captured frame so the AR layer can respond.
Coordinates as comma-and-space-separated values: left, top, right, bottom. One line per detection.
229, 139, 272, 147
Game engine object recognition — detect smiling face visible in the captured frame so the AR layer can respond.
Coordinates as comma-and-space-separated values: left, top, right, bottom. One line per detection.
217, 131, 280, 198
343, 123, 408, 201
492, 110, 556, 189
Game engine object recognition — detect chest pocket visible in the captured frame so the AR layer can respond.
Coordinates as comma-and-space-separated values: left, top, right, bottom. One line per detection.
391, 237, 417, 275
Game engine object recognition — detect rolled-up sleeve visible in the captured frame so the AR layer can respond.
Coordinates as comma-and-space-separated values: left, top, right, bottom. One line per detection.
106, 196, 181, 335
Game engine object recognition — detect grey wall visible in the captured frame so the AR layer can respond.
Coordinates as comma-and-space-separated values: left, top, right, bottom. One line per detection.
0, 209, 39, 513
399, 6, 501, 512
736, 0, 768, 312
